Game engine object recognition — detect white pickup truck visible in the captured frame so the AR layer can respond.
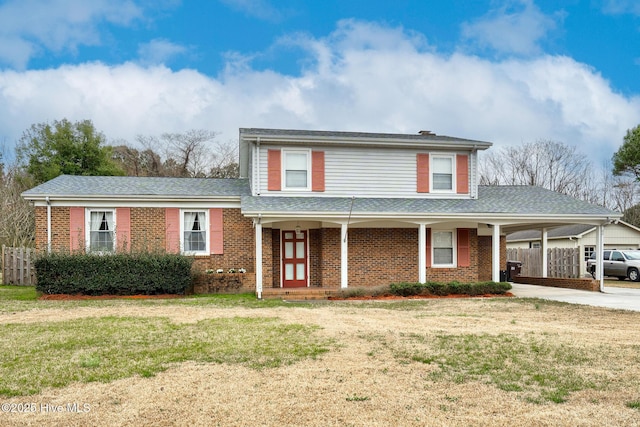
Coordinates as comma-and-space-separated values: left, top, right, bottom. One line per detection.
586, 250, 640, 281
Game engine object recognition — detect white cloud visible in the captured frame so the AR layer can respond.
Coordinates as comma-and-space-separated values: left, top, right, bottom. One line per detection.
137, 39, 189, 66
461, 0, 558, 56
0, 0, 143, 68
602, 0, 640, 15
0, 20, 637, 164
219, 0, 284, 22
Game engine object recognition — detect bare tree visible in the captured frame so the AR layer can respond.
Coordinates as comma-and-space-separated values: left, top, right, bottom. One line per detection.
0, 161, 35, 248
479, 140, 598, 199
130, 130, 238, 178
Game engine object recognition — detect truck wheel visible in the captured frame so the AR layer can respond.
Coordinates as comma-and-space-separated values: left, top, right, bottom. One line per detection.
628, 268, 640, 282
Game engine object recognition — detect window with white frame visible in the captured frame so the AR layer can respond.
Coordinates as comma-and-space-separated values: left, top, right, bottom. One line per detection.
433, 230, 455, 266
584, 246, 595, 261
182, 210, 208, 254
431, 155, 454, 191
88, 210, 115, 252
283, 150, 309, 189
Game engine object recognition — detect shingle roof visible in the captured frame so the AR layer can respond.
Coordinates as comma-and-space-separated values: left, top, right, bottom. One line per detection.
239, 128, 492, 147
241, 186, 618, 217
507, 224, 596, 241
22, 175, 251, 199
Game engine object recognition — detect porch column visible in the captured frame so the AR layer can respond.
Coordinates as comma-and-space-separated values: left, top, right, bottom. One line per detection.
418, 224, 426, 283
596, 223, 604, 292
541, 227, 548, 278
255, 222, 263, 299
341, 223, 348, 289
492, 224, 501, 282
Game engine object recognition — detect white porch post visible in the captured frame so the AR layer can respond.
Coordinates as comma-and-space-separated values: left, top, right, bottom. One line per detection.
492, 224, 501, 282
255, 222, 263, 299
341, 223, 348, 288
541, 227, 548, 278
596, 223, 604, 292
418, 224, 426, 284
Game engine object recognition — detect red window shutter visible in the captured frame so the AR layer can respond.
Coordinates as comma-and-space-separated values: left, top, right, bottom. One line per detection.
417, 153, 430, 193
69, 207, 85, 252
426, 228, 432, 268
116, 208, 131, 252
456, 154, 469, 194
165, 208, 180, 253
210, 208, 224, 254
267, 149, 282, 191
312, 151, 325, 192
457, 228, 470, 267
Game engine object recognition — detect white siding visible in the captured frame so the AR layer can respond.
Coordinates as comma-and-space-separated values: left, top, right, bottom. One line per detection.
258, 145, 475, 198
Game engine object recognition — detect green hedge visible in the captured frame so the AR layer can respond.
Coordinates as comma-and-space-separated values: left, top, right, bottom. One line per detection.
389, 281, 512, 297
35, 252, 193, 296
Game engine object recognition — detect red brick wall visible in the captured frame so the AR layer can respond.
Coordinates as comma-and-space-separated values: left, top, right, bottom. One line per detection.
347, 228, 419, 287
35, 206, 72, 253
514, 276, 599, 292
426, 228, 479, 283
129, 207, 165, 252
309, 228, 322, 287
262, 228, 274, 288
320, 228, 341, 288
477, 235, 507, 281
191, 208, 254, 273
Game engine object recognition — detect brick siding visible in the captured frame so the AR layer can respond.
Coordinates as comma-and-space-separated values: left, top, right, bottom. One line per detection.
39, 204, 510, 293
513, 276, 599, 292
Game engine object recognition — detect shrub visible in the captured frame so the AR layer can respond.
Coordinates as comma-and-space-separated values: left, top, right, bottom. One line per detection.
389, 281, 511, 297
35, 252, 193, 296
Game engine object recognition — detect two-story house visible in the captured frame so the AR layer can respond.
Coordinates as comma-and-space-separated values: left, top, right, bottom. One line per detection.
22, 128, 620, 297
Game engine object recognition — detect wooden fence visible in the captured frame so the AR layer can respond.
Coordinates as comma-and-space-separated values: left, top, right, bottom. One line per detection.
1, 246, 36, 285
507, 247, 581, 278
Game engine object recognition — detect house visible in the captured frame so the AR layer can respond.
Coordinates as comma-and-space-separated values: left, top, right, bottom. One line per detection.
507, 221, 640, 277
22, 128, 621, 297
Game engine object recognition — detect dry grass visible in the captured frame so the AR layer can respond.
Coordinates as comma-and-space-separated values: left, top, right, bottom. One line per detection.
1, 295, 640, 426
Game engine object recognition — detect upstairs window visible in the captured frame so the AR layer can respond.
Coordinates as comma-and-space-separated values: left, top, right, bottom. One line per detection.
432, 156, 454, 192
88, 210, 115, 252
284, 150, 310, 189
182, 210, 208, 254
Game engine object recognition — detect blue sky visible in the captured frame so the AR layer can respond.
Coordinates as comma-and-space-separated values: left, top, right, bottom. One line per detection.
0, 0, 639, 164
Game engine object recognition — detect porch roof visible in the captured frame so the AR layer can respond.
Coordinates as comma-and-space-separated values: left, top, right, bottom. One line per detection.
22, 175, 252, 201
241, 186, 619, 220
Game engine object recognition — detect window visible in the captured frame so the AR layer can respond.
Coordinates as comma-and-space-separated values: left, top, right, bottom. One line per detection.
182, 210, 208, 254
283, 151, 309, 189
432, 155, 454, 191
531, 242, 541, 249
584, 246, 595, 261
88, 210, 115, 252
433, 231, 454, 266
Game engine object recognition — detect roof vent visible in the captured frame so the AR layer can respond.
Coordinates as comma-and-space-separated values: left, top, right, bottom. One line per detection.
419, 130, 435, 136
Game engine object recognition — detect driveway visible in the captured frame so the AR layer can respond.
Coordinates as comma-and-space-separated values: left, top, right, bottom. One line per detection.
510, 282, 640, 312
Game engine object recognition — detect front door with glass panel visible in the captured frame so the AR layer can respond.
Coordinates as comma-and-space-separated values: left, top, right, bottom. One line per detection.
282, 230, 307, 288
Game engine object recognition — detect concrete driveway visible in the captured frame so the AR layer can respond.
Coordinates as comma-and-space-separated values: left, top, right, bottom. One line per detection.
509, 283, 640, 312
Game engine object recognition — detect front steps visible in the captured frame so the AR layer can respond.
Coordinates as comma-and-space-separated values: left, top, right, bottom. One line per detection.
260, 287, 343, 300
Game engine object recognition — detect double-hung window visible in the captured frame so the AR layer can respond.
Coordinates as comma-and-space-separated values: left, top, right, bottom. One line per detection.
283, 150, 310, 189
431, 155, 454, 192
432, 230, 455, 266
182, 210, 208, 255
88, 210, 115, 252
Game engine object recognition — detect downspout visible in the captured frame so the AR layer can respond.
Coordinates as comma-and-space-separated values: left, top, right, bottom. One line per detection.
46, 196, 51, 253
255, 137, 261, 195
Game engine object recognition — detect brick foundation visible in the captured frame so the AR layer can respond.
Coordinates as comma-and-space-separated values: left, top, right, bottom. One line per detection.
513, 276, 599, 292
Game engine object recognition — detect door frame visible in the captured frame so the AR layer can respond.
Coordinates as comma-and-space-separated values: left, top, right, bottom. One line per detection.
281, 229, 309, 288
